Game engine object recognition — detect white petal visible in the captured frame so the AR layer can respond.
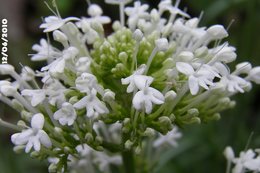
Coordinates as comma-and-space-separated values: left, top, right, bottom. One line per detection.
31, 113, 45, 130
132, 91, 144, 111
176, 62, 194, 76
39, 130, 52, 148
144, 99, 153, 113
74, 96, 88, 109
32, 137, 41, 152
134, 75, 153, 90
189, 76, 199, 95
25, 140, 33, 153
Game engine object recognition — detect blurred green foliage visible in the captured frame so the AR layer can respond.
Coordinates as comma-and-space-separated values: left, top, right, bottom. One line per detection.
0, 0, 260, 173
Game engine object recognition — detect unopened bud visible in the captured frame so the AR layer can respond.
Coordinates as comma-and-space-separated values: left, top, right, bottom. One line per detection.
133, 29, 143, 42
155, 38, 169, 52
125, 140, 134, 149
53, 30, 68, 44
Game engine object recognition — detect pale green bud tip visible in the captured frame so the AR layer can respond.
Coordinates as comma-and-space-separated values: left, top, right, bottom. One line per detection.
165, 90, 177, 102
48, 163, 58, 173
95, 136, 103, 145
135, 146, 142, 155
17, 120, 27, 128
103, 89, 115, 101
85, 133, 94, 143
125, 140, 134, 149
30, 151, 40, 158
143, 128, 155, 137
13, 145, 25, 154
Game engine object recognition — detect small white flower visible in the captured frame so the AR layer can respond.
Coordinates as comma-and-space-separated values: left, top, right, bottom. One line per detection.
176, 62, 219, 95
40, 16, 80, 32
73, 89, 109, 118
44, 80, 66, 106
214, 62, 251, 93
232, 149, 256, 173
75, 57, 92, 74
244, 156, 260, 172
11, 113, 52, 153
132, 77, 164, 113
125, 1, 150, 30
75, 73, 104, 95
21, 89, 46, 107
86, 4, 111, 24
54, 102, 77, 126
121, 64, 147, 93
41, 47, 79, 76
159, 0, 190, 18
31, 39, 61, 61
153, 127, 182, 148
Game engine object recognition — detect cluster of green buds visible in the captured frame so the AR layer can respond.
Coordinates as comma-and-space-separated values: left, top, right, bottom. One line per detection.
0, 0, 259, 172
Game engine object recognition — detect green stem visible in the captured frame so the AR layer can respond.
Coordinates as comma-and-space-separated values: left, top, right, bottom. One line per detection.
122, 149, 136, 173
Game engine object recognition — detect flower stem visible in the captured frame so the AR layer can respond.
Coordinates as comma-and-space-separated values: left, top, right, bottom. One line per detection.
122, 149, 136, 173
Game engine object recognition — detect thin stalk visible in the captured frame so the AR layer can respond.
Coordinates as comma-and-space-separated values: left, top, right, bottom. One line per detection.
122, 149, 136, 173
0, 118, 21, 131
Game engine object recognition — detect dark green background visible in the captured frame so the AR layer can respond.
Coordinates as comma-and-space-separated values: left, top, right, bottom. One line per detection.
0, 0, 259, 172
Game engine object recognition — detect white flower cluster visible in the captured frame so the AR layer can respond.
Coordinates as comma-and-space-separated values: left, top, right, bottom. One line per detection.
224, 146, 260, 173
0, 0, 259, 172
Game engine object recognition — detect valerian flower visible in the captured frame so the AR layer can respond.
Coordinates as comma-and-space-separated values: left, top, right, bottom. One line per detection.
11, 113, 52, 153
40, 16, 80, 32
53, 102, 77, 126
73, 89, 109, 118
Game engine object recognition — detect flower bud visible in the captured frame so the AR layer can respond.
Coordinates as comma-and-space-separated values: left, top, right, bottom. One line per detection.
125, 140, 134, 149
223, 146, 235, 161
53, 30, 68, 43
103, 89, 115, 102
178, 51, 194, 62
17, 120, 28, 128
235, 62, 252, 75
248, 67, 260, 84
143, 128, 155, 137
135, 146, 142, 155
0, 85, 17, 97
165, 90, 177, 102
48, 163, 58, 173
133, 29, 143, 42
30, 151, 40, 158
21, 111, 33, 122
13, 145, 25, 154
155, 38, 169, 52
0, 64, 15, 75
88, 4, 103, 17
95, 136, 103, 145
207, 25, 228, 40
85, 133, 94, 143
